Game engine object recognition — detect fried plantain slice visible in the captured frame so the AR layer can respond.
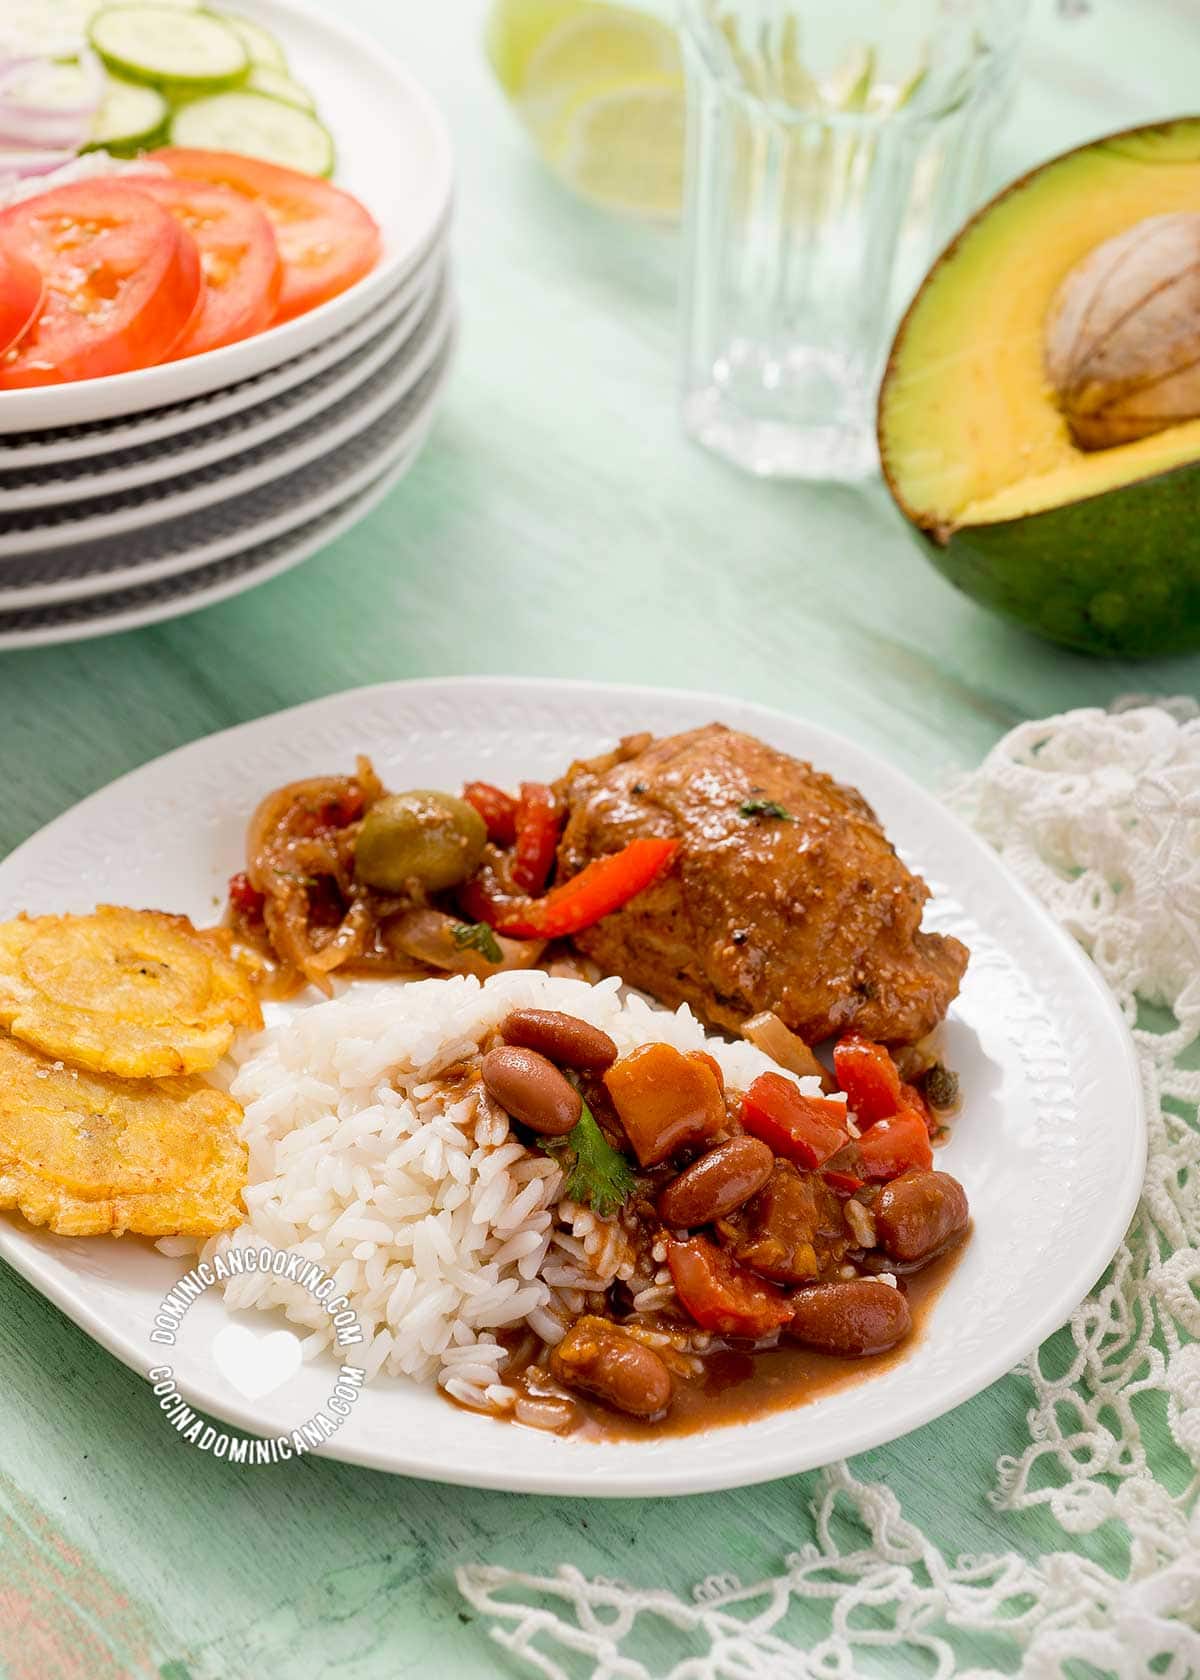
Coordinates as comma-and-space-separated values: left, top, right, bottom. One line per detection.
0, 906, 263, 1078
0, 1033, 246, 1237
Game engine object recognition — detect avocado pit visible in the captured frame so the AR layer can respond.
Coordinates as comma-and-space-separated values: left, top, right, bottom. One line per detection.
1045, 211, 1200, 451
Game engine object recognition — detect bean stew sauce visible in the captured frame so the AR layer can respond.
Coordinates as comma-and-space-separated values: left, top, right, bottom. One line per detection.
475, 1009, 970, 1439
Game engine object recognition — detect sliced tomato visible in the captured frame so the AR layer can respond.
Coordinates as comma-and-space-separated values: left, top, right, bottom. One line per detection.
126, 177, 281, 358
0, 243, 43, 358
150, 148, 380, 323
0, 181, 201, 389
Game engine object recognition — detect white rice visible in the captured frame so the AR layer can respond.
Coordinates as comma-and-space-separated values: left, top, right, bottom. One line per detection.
179, 971, 836, 1410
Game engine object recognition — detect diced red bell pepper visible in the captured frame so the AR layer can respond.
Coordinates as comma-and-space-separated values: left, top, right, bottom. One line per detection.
740, 1072, 850, 1169
462, 781, 518, 846
856, 1109, 933, 1181
823, 1168, 865, 1195
833, 1034, 903, 1126
511, 782, 563, 894
667, 1236, 793, 1338
228, 870, 265, 918
604, 1040, 725, 1166
496, 838, 679, 940
900, 1080, 935, 1135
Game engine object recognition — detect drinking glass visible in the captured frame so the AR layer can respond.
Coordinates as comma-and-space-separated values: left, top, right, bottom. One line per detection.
678, 0, 1031, 479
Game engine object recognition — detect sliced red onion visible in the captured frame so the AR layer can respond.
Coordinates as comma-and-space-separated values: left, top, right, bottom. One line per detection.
0, 47, 103, 176
0, 114, 93, 149
0, 49, 104, 119
0, 147, 77, 178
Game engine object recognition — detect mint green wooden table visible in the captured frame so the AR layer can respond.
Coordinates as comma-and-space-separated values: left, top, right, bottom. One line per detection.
1, 4, 1197, 1674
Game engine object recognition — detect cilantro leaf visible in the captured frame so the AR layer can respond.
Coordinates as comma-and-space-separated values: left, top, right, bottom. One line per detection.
739, 798, 792, 821
544, 1099, 636, 1218
451, 920, 503, 963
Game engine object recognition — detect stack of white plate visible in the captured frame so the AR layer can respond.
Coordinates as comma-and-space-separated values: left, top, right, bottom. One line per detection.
0, 0, 454, 650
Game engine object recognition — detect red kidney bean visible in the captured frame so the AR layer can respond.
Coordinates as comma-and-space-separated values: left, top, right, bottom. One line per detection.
550, 1316, 672, 1417
500, 1008, 618, 1071
787, 1278, 911, 1356
874, 1171, 969, 1264
656, 1136, 774, 1227
481, 1045, 581, 1137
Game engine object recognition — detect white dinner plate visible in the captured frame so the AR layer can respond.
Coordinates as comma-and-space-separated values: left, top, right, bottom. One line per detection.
0, 259, 445, 509
0, 0, 453, 433
0, 232, 447, 470
0, 680, 1146, 1496
0, 322, 455, 624
0, 418, 431, 648
0, 283, 455, 559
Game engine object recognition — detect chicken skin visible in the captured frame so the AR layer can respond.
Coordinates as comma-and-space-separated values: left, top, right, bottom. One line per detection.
554, 724, 967, 1045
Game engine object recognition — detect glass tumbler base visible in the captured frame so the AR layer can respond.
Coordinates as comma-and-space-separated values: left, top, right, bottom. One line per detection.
682, 344, 879, 481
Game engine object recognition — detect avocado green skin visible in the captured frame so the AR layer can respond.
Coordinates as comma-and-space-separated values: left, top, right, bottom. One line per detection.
913, 457, 1200, 658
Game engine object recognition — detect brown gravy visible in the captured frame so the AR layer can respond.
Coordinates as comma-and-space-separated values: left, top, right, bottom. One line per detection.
566, 1238, 966, 1442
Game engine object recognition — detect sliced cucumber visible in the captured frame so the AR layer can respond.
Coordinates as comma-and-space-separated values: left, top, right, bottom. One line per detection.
245, 63, 314, 111
216, 11, 286, 69
85, 73, 167, 151
169, 89, 333, 175
89, 4, 248, 87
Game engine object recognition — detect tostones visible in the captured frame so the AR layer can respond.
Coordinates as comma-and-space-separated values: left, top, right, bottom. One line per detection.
0, 906, 263, 1078
0, 1033, 247, 1237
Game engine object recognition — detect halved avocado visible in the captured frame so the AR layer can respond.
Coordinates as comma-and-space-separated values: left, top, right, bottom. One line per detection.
878, 119, 1200, 658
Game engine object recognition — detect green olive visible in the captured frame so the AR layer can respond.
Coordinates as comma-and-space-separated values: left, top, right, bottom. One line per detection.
354, 791, 487, 893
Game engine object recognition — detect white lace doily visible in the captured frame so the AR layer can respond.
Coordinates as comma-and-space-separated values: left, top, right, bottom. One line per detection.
457, 701, 1200, 1677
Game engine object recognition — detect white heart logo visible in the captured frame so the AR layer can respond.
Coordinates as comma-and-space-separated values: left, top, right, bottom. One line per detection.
211, 1323, 302, 1400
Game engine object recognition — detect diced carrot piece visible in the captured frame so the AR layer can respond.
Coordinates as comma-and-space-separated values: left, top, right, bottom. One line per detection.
833, 1034, 903, 1126
667, 1236, 793, 1338
603, 1041, 725, 1167
740, 1072, 849, 1169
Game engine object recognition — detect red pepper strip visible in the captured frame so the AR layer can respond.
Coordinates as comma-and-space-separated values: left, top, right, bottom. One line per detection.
462, 781, 518, 846
833, 1034, 903, 1126
667, 1236, 793, 1338
823, 1168, 865, 1195
511, 782, 563, 894
740, 1072, 850, 1170
496, 838, 680, 939
228, 870, 265, 918
857, 1110, 933, 1181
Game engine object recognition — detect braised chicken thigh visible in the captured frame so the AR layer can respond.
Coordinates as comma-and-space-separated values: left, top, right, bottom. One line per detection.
554, 724, 967, 1044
